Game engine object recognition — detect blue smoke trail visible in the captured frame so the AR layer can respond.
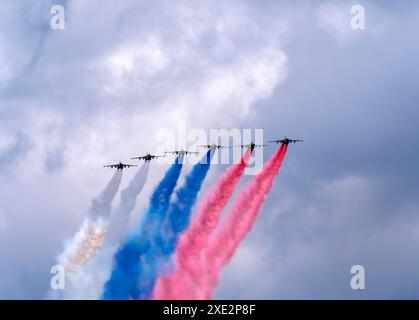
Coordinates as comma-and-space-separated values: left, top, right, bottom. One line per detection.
102, 159, 183, 299
138, 151, 213, 299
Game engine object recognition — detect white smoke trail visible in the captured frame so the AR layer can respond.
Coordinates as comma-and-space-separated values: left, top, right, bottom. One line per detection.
105, 162, 150, 246
57, 218, 108, 274
63, 163, 150, 299
56, 170, 123, 274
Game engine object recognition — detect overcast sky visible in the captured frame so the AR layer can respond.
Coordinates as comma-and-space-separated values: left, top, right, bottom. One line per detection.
1, 0, 418, 299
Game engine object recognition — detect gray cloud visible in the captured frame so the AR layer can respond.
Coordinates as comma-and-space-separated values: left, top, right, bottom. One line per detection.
217, 1, 419, 299
0, 0, 418, 299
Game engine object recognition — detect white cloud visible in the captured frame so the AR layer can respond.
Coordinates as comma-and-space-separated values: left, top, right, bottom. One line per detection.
317, 3, 354, 41
0, 0, 289, 298
105, 37, 170, 85
11, 0, 289, 180
0, 0, 418, 299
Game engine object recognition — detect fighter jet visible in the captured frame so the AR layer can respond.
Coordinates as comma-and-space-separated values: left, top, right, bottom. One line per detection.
198, 144, 231, 150
131, 153, 165, 162
269, 136, 303, 145
103, 162, 137, 170
165, 149, 199, 156
234, 142, 267, 152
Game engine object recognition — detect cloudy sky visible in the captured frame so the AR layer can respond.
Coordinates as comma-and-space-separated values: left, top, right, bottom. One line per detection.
1, 0, 418, 299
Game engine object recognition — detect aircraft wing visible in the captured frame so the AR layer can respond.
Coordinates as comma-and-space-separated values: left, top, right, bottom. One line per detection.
131, 156, 146, 160
104, 164, 117, 168
122, 164, 137, 168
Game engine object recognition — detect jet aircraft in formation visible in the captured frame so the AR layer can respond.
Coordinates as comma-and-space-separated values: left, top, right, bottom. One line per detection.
103, 136, 302, 169
165, 149, 199, 156
269, 136, 303, 145
103, 162, 137, 171
234, 142, 268, 152
131, 153, 165, 162
198, 144, 231, 150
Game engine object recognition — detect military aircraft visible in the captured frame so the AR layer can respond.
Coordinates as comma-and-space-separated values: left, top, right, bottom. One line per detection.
269, 136, 303, 145
131, 153, 165, 162
103, 162, 137, 170
198, 144, 231, 150
234, 142, 268, 151
165, 149, 199, 156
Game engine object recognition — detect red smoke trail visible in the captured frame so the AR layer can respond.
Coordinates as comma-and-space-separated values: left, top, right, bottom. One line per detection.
201, 144, 288, 299
154, 149, 252, 300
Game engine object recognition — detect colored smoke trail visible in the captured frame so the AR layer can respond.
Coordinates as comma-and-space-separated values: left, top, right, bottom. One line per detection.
57, 170, 123, 274
138, 151, 213, 299
58, 218, 108, 274
102, 159, 183, 300
137, 151, 213, 299
154, 149, 251, 300
201, 145, 288, 299
60, 163, 150, 300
